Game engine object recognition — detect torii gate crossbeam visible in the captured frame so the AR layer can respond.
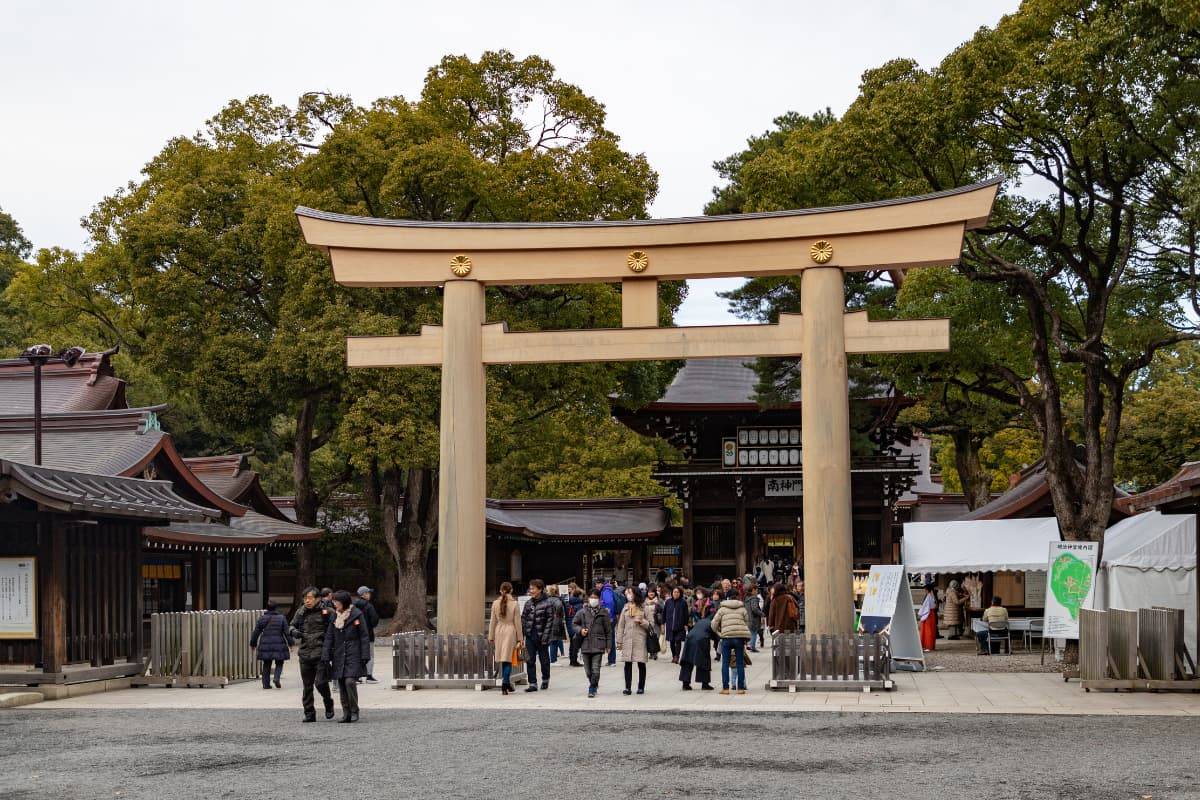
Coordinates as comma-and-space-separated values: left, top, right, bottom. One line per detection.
297, 179, 1000, 636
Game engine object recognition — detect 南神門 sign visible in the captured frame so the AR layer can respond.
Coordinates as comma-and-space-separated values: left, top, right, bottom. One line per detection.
765, 478, 802, 497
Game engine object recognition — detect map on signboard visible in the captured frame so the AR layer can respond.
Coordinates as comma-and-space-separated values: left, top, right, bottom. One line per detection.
1049, 552, 1093, 620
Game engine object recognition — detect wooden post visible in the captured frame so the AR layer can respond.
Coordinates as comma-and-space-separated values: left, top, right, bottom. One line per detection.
37, 519, 67, 674
735, 495, 748, 578
880, 505, 894, 564
192, 553, 207, 611
437, 279, 487, 634
681, 505, 694, 580
228, 553, 242, 610
801, 267, 854, 635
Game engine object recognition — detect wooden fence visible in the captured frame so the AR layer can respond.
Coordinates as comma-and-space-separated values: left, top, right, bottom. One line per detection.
391, 631, 526, 690
1079, 606, 1198, 692
138, 610, 263, 687
769, 632, 893, 691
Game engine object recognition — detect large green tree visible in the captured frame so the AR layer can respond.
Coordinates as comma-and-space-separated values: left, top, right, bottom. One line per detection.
710, 1, 1200, 541
7, 52, 681, 627
307, 51, 681, 629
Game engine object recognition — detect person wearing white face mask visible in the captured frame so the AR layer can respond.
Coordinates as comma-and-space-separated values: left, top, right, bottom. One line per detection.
571, 589, 612, 698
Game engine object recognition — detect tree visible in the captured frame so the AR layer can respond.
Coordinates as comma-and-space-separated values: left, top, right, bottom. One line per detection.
1116, 343, 1200, 490
709, 1, 1200, 542
305, 51, 682, 631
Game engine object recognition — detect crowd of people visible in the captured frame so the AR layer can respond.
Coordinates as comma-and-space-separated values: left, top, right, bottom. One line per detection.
486, 572, 807, 698
244, 571, 810, 719
248, 585, 380, 724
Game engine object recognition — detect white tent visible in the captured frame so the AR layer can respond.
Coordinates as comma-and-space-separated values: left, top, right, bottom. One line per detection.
902, 517, 1061, 574
1095, 512, 1196, 659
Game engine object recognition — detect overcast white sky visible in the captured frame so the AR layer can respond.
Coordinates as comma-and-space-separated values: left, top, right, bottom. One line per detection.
1, 0, 1020, 325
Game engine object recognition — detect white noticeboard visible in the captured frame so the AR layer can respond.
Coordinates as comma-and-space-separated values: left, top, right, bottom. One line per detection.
0, 557, 37, 639
858, 564, 923, 669
1044, 541, 1098, 640
1024, 571, 1047, 608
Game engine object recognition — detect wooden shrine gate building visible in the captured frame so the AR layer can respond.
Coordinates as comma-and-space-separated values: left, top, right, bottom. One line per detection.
297, 179, 999, 636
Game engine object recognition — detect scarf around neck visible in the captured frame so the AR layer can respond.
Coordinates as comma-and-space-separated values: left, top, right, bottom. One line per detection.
334, 608, 351, 629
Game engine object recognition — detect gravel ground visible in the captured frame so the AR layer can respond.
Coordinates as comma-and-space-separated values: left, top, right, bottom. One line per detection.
2, 709, 1196, 800
923, 637, 1063, 673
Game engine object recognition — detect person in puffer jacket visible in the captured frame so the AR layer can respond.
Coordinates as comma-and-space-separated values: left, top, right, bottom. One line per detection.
521, 579, 556, 692
289, 586, 335, 722
710, 598, 751, 694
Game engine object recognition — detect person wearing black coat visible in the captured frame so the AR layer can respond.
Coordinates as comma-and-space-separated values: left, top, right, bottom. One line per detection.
249, 602, 293, 690
353, 586, 380, 683
521, 579, 557, 692
662, 587, 690, 663
323, 590, 369, 723
290, 586, 335, 722
678, 614, 719, 691
565, 588, 585, 667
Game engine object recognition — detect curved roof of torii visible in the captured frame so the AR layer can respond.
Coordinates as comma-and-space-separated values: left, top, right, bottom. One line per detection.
296, 179, 1001, 287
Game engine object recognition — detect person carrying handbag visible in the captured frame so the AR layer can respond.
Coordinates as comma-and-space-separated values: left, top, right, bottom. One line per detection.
487, 582, 524, 695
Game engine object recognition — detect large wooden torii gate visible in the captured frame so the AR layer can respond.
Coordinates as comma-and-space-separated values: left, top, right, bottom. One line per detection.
297, 179, 999, 636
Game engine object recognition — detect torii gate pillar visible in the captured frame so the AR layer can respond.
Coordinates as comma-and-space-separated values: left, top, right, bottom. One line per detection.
800, 267, 854, 633
438, 279, 487, 634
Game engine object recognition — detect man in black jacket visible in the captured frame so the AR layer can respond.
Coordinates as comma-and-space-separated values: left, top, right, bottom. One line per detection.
354, 586, 380, 683
290, 586, 335, 722
520, 579, 556, 692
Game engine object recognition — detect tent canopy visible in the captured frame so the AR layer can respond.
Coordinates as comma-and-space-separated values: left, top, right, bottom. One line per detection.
902, 517, 1061, 574
1101, 511, 1195, 570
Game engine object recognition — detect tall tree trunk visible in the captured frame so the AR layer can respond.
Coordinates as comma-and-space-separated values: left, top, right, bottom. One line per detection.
291, 394, 322, 607
361, 461, 398, 614
383, 467, 439, 633
951, 428, 993, 511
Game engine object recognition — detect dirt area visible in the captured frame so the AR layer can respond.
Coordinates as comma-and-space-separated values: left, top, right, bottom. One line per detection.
922, 635, 1064, 673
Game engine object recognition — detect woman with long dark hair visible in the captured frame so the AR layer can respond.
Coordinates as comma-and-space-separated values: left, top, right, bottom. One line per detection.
663, 585, 689, 663
615, 586, 654, 695
487, 581, 523, 694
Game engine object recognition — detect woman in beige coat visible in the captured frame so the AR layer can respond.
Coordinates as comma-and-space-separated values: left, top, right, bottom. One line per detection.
615, 587, 655, 695
488, 582, 523, 695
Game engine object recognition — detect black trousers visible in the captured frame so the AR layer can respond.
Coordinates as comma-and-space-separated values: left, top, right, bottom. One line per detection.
624, 661, 646, 691
260, 659, 283, 688
299, 658, 333, 715
525, 636, 551, 685
669, 639, 682, 659
679, 662, 711, 687
337, 677, 359, 716
569, 634, 582, 665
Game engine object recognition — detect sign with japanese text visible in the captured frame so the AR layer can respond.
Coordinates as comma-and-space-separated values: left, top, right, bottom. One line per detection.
0, 557, 36, 639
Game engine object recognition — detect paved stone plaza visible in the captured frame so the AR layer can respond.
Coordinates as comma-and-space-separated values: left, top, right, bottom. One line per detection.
5, 708, 1199, 799
22, 640, 1200, 717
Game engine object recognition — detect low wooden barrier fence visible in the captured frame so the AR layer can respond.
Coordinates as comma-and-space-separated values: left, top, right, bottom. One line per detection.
1080, 606, 1198, 692
769, 632, 893, 691
392, 631, 527, 691
137, 610, 263, 688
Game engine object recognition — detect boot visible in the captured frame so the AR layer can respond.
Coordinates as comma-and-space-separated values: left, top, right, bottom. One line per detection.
501, 685, 509, 696
324, 699, 335, 720
303, 713, 316, 723
350, 711, 359, 723
337, 714, 353, 723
